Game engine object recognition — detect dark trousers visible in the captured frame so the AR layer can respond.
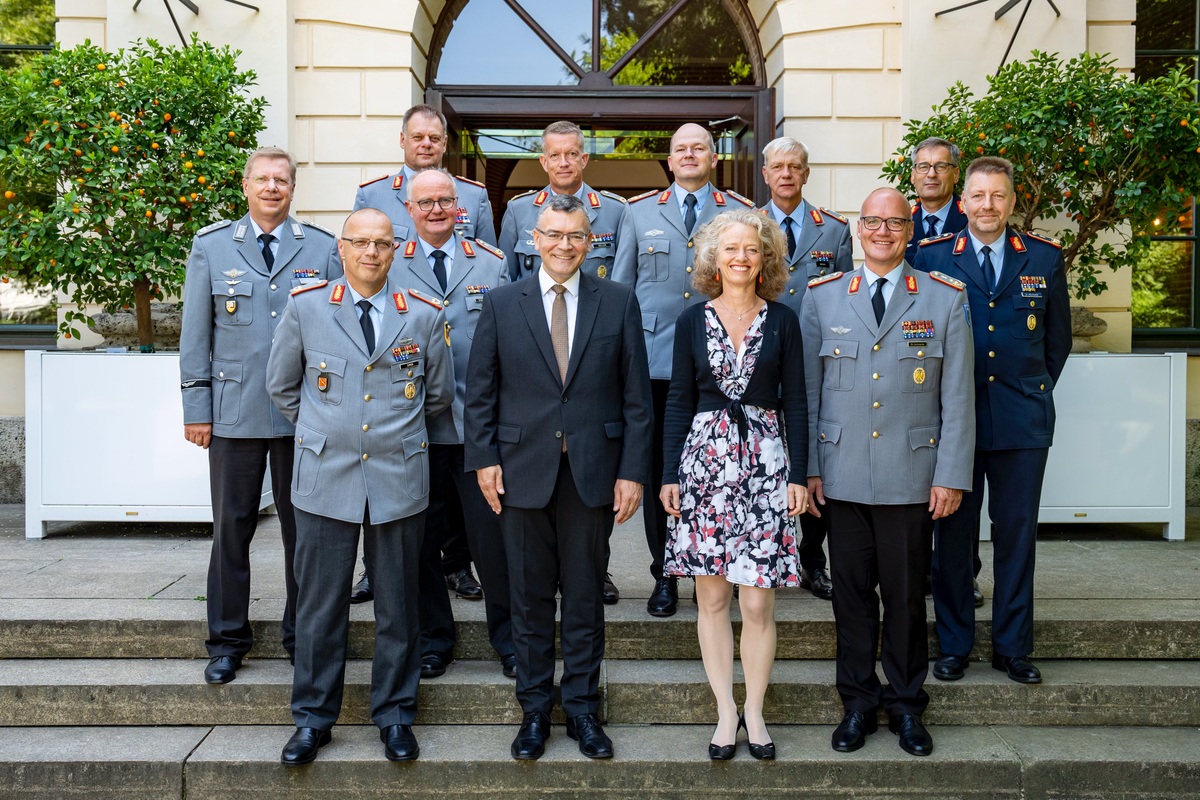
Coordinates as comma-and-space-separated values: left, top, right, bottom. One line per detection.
419, 443, 513, 660
933, 447, 1048, 658
439, 492, 471, 573
206, 435, 297, 658
797, 512, 829, 573
291, 506, 423, 730
641, 378, 671, 579
827, 498, 933, 717
503, 454, 612, 717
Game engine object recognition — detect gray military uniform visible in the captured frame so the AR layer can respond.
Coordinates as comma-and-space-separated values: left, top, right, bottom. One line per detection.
498, 181, 628, 282
763, 199, 854, 317
354, 168, 495, 245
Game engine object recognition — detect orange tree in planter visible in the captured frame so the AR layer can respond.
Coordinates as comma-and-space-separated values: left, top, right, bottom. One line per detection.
0, 35, 265, 349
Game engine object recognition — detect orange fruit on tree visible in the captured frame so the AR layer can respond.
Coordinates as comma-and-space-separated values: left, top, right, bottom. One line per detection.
197, 176, 206, 184
150, 142, 159, 149
96, 63, 105, 70
53, 79, 61, 86
3, 190, 14, 199
163, 113, 171, 122
111, 146, 119, 153
145, 209, 153, 217
196, 149, 205, 157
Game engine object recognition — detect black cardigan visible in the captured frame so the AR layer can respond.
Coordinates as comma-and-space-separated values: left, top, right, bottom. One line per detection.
661, 300, 808, 485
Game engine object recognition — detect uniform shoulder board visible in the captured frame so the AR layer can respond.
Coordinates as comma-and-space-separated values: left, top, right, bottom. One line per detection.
408, 287, 445, 310
300, 220, 336, 238
820, 208, 849, 224
599, 189, 628, 204
508, 189, 538, 203
358, 174, 389, 188
929, 271, 966, 291
1025, 231, 1062, 249
725, 190, 755, 207
197, 219, 233, 236
455, 174, 486, 189
628, 189, 659, 203
912, 203, 920, 215
808, 271, 845, 288
290, 279, 328, 296
473, 239, 504, 260
918, 232, 955, 247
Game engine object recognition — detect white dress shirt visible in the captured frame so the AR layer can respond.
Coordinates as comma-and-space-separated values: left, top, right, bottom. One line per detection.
538, 266, 581, 354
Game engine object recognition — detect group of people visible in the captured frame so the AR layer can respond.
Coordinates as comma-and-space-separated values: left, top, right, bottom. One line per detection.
178, 108, 1070, 767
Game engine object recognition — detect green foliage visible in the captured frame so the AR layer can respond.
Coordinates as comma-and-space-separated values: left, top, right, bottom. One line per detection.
882, 51, 1200, 300
0, 36, 266, 345
1131, 240, 1191, 328
0, 0, 55, 70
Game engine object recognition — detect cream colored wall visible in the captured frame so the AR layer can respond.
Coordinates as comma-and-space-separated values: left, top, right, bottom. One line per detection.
0, 352, 26, 416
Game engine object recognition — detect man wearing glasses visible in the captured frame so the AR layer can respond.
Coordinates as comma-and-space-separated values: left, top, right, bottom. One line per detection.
801, 188, 974, 758
180, 147, 341, 686
905, 137, 968, 265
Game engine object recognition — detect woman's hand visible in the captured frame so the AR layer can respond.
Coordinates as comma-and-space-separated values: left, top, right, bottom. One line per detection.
787, 483, 809, 517
660, 483, 682, 518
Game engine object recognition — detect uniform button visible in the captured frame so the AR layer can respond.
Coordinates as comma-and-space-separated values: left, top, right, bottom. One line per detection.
789, 288, 796, 295
297, 437, 302, 444
365, 365, 373, 372
271, 311, 277, 318
319, 362, 327, 369
789, 266, 795, 272
270, 283, 277, 291
820, 269, 827, 275
873, 344, 880, 352
555, 431, 563, 439
872, 373, 879, 380
362, 453, 369, 461
407, 370, 414, 377
687, 241, 694, 248
873, 401, 880, 409
988, 376, 995, 382
562, 396, 568, 403
686, 267, 692, 273
989, 351, 995, 358
917, 350, 924, 357
872, 431, 879, 438
930, 437, 936, 444
1040, 383, 1045, 390
684, 292, 691, 299
834, 348, 840, 355
819, 433, 826, 441
218, 371, 224, 378
228, 288, 235, 295
647, 246, 654, 253
421, 441, 427, 448
1030, 300, 1036, 308
988, 301, 995, 308
988, 325, 995, 332
364, 394, 372, 401
362, 424, 369, 432
443, 300, 449, 308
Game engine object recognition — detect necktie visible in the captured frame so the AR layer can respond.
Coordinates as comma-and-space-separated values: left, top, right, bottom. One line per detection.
981, 245, 996, 293
782, 216, 796, 260
357, 299, 375, 354
925, 217, 938, 239
259, 233, 275, 270
872, 277, 887, 325
550, 284, 569, 451
431, 249, 448, 291
683, 194, 697, 236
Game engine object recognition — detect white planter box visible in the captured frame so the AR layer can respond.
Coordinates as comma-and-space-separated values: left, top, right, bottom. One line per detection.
24, 350, 272, 539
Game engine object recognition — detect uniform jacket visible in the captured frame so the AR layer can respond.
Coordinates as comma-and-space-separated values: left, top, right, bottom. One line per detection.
498, 181, 629, 282
762, 199, 854, 317
354, 170, 496, 244
906, 195, 968, 264
391, 233, 509, 444
463, 271, 653, 510
266, 276, 454, 524
179, 214, 341, 438
611, 183, 754, 380
800, 263, 975, 505
912, 227, 1070, 450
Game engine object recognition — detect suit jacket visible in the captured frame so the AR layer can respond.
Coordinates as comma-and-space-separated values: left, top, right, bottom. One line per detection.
266, 276, 454, 524
611, 183, 755, 379
800, 263, 975, 505
391, 233, 509, 444
354, 170, 495, 244
912, 228, 1070, 450
498, 181, 629, 282
762, 199, 854, 317
463, 271, 653, 510
179, 214, 341, 438
906, 195, 968, 264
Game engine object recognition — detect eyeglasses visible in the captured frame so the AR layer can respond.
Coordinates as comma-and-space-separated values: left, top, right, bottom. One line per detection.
248, 176, 292, 188
341, 237, 395, 251
414, 197, 457, 212
913, 161, 957, 175
536, 228, 589, 245
859, 216, 911, 231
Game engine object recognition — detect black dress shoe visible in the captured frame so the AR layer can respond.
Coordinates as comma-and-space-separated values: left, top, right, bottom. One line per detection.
446, 567, 483, 601
511, 711, 551, 760
889, 714, 933, 757
420, 652, 450, 679
350, 573, 373, 604
800, 567, 834, 600
203, 655, 241, 685
992, 654, 1042, 684
602, 573, 620, 605
831, 710, 878, 752
565, 713, 613, 759
933, 653, 970, 681
380, 724, 419, 761
280, 727, 331, 766
973, 579, 985, 608
500, 653, 517, 679
646, 576, 678, 617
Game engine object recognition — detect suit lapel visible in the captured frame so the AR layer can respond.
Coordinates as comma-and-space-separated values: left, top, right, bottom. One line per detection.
955, 233, 990, 294
695, 182, 721, 230
660, 187, 688, 238
333, 285, 369, 357
519, 282, 563, 386
238, 221, 269, 276
848, 269, 878, 333
404, 243, 442, 295
996, 229, 1028, 297
271, 218, 301, 276
564, 274, 599, 389
445, 236, 473, 295
878, 265, 916, 337
792, 201, 821, 266
373, 281, 406, 361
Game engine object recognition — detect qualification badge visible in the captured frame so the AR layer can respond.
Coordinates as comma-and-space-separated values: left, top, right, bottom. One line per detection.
404, 383, 416, 400
597, 265, 607, 278
913, 367, 926, 385
1027, 314, 1037, 331
317, 374, 329, 393
225, 299, 237, 314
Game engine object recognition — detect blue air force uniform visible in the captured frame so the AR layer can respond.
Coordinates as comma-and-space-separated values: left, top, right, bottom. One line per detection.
354, 169, 495, 244
906, 196, 968, 265
913, 228, 1070, 661
498, 181, 629, 282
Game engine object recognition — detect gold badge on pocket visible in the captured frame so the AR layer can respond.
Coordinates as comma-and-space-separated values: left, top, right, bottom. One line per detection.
1027, 314, 1037, 331
404, 382, 416, 400
225, 299, 237, 314
913, 367, 926, 385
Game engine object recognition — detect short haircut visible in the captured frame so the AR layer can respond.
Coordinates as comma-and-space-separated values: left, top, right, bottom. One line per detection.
536, 193, 591, 234
913, 136, 961, 166
964, 156, 1014, 189
402, 105, 447, 134
670, 123, 715, 153
691, 209, 788, 301
762, 136, 809, 164
243, 147, 297, 181
408, 167, 456, 193
542, 120, 584, 151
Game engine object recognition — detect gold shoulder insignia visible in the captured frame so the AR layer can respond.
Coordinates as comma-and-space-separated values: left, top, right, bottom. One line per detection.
197, 219, 233, 236
408, 288, 445, 310
820, 207, 849, 224
918, 232, 955, 247
358, 174, 389, 188
599, 189, 628, 204
628, 189, 658, 203
808, 271, 845, 288
289, 280, 328, 296
725, 190, 755, 207
455, 174, 486, 189
473, 239, 504, 260
930, 271, 966, 291
1025, 231, 1062, 249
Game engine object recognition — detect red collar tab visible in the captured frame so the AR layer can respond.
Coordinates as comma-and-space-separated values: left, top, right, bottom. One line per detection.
392, 175, 404, 190
848, 274, 862, 294
330, 284, 345, 304
905, 274, 919, 294
956, 198, 965, 214
713, 191, 726, 206
658, 190, 672, 204
912, 203, 920, 215
403, 241, 417, 258
533, 191, 548, 207
393, 292, 408, 313
461, 240, 476, 257
953, 235, 967, 255
587, 192, 600, 208
1010, 234, 1027, 253
810, 209, 824, 225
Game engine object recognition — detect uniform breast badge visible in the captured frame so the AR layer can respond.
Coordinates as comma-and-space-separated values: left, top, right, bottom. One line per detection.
225, 299, 237, 314
1028, 314, 1037, 331
913, 367, 926, 385
317, 374, 329, 392
404, 383, 416, 400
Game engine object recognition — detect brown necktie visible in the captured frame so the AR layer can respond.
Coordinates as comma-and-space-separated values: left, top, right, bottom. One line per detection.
550, 284, 569, 451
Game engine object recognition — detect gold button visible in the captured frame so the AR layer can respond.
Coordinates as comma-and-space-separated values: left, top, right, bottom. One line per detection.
789, 288, 796, 295
917, 350, 924, 357
686, 267, 692, 273
365, 365, 373, 372
872, 373, 879, 380
989, 351, 995, 358
297, 437, 302, 444
789, 266, 795, 272
873, 344, 880, 351
362, 453, 369, 461
421, 441, 427, 448
362, 424, 369, 432
820, 269, 827, 275
684, 292, 691, 299
687, 241, 694, 248
819, 433, 826, 440
872, 431, 879, 438
408, 370, 414, 377
988, 325, 995, 332
834, 348, 840, 355
647, 246, 654, 253
319, 362, 327, 369
1040, 383, 1045, 390
988, 376, 995, 382
1030, 300, 1036, 307
989, 302, 995, 308
364, 394, 371, 401
930, 437, 936, 444
872, 401, 880, 409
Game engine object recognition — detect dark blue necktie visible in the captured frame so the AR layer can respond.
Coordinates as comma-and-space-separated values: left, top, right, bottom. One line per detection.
259, 233, 275, 269
683, 194, 697, 236
432, 249, 447, 291
357, 299, 375, 354
981, 245, 996, 294
783, 216, 796, 259
925, 217, 938, 239
872, 277, 887, 324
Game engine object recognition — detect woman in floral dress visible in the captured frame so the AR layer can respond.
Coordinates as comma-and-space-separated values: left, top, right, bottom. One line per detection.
660, 208, 809, 760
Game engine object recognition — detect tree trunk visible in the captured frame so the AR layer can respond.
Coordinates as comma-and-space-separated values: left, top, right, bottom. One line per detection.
133, 278, 155, 352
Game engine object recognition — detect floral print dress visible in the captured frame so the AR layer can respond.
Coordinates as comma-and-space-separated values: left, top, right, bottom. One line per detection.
664, 304, 801, 588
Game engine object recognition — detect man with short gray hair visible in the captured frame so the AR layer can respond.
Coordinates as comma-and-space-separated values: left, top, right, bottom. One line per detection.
905, 136, 967, 265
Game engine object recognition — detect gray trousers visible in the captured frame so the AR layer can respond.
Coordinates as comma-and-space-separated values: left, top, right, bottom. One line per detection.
290, 506, 423, 730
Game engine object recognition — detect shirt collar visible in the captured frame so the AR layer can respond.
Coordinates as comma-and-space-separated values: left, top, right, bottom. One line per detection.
418, 234, 456, 264
863, 262, 904, 289
968, 230, 1005, 261
248, 217, 281, 240
346, 282, 388, 311
673, 183, 708, 214
768, 199, 805, 225
538, 266, 581, 298
920, 198, 952, 224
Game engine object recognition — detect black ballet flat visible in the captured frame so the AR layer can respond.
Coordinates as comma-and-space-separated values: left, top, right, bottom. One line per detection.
708, 741, 736, 761
742, 714, 776, 760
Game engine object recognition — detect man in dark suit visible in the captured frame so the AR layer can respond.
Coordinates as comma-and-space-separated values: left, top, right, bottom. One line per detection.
914, 157, 1070, 686
905, 137, 968, 265
465, 194, 652, 761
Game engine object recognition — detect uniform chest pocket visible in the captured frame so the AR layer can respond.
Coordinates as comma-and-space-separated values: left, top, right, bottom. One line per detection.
897, 340, 942, 394
463, 295, 486, 339
584, 250, 614, 279
515, 239, 541, 276
391, 222, 411, 243
391, 360, 425, 409
819, 339, 857, 391
211, 360, 242, 425
306, 350, 346, 405
212, 280, 253, 326
637, 238, 670, 282
1012, 295, 1046, 340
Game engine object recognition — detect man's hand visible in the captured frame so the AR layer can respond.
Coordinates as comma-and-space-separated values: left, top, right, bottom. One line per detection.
613, 479, 643, 525
929, 486, 963, 520
477, 465, 505, 514
184, 423, 212, 449
806, 476, 825, 518
660, 483, 681, 518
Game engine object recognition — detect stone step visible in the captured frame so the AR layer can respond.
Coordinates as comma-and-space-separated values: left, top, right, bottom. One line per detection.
3, 596, 1198, 660
3, 724, 1200, 799
2, 658, 1198, 728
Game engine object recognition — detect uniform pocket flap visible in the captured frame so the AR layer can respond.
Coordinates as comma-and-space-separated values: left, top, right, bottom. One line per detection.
307, 350, 347, 376
402, 431, 428, 459
1020, 374, 1053, 395
816, 420, 842, 444
497, 423, 521, 443
391, 360, 425, 381
294, 424, 326, 454
819, 340, 857, 359
211, 280, 252, 297
1013, 295, 1045, 310
211, 360, 242, 382
898, 340, 943, 359
641, 311, 657, 333
909, 425, 941, 450
604, 420, 624, 439
640, 238, 670, 256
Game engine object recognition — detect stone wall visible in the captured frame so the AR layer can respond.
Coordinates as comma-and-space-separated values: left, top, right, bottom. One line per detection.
0, 417, 24, 504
